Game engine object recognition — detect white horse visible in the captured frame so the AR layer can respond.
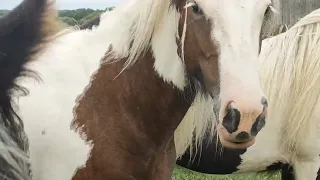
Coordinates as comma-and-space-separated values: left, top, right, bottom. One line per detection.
10, 0, 279, 179
175, 8, 320, 180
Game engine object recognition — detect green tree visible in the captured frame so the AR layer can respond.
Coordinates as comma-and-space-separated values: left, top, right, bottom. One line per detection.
78, 11, 103, 25
0, 7, 115, 27
0, 10, 10, 17
105, 7, 115, 11
58, 8, 103, 21
60, 16, 78, 26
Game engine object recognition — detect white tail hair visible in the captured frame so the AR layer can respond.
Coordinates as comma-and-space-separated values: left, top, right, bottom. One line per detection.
260, 8, 320, 155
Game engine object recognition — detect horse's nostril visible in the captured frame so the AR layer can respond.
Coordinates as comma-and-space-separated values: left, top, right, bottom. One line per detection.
261, 96, 268, 107
251, 112, 266, 136
222, 103, 241, 133
235, 131, 250, 142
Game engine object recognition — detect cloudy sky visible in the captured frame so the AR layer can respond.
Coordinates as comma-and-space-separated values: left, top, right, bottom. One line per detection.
1, 0, 126, 10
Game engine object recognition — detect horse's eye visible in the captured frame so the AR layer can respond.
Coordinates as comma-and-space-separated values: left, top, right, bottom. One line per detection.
191, 4, 203, 14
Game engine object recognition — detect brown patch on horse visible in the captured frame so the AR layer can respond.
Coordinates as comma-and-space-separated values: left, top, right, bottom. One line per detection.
176, 4, 220, 96
72, 51, 190, 179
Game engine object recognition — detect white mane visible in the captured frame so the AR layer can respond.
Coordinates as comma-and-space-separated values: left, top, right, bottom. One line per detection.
260, 8, 320, 155
98, 1, 174, 65
175, 92, 219, 160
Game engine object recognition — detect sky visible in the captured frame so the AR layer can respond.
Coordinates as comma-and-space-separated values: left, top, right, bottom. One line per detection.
1, 0, 126, 10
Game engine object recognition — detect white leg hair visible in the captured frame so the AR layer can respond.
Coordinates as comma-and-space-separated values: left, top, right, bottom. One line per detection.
293, 156, 320, 180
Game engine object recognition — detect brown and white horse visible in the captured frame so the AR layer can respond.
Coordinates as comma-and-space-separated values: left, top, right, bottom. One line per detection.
12, 0, 278, 179
0, 0, 60, 179
176, 8, 320, 180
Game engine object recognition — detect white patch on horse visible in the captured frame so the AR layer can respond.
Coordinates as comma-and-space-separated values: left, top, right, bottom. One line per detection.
151, 7, 186, 90
14, 29, 108, 179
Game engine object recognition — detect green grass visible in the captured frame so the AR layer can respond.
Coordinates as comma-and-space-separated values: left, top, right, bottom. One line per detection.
172, 166, 281, 180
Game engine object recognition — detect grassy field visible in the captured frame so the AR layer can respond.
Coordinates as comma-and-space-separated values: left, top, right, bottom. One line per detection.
172, 166, 281, 180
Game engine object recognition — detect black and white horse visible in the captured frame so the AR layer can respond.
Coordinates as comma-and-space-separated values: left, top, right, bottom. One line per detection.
175, 8, 320, 180
0, 0, 60, 179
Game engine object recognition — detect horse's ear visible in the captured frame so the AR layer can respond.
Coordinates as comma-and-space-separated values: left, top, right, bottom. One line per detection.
0, 0, 61, 109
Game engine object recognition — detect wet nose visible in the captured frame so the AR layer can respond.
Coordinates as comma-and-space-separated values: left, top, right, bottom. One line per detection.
221, 96, 268, 135
222, 104, 241, 133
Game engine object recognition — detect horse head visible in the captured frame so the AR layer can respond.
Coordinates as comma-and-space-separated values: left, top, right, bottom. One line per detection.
171, 0, 280, 149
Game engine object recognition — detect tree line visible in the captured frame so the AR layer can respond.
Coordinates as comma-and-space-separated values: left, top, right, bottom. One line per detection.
0, 7, 115, 27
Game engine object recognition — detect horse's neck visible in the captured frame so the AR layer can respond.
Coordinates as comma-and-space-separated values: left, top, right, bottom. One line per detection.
72, 50, 191, 179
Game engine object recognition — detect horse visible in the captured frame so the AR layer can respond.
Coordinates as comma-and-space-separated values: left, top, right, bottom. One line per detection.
0, 0, 61, 179
11, 0, 279, 179
175, 8, 320, 180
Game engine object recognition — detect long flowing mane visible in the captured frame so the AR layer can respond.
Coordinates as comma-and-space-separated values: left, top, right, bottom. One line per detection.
259, 8, 320, 155
63, 0, 186, 88
98, 0, 178, 66
174, 0, 281, 160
